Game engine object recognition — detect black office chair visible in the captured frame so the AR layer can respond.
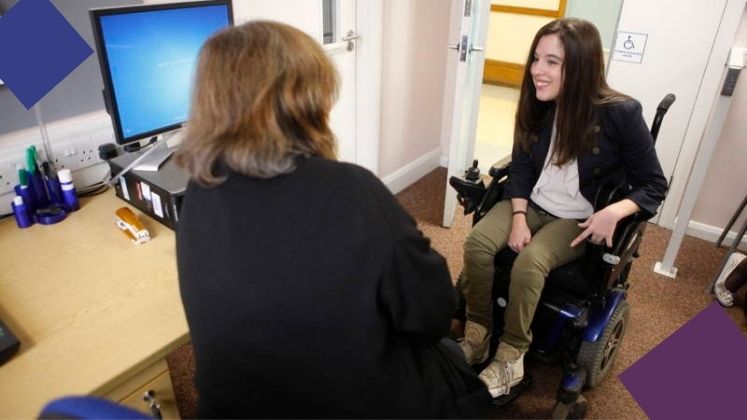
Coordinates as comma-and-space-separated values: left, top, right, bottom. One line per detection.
449, 94, 675, 418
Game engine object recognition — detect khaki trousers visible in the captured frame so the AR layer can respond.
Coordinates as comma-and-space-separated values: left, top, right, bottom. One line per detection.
462, 200, 586, 352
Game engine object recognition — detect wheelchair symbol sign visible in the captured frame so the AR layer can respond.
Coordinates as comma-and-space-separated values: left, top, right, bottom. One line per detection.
623, 36, 635, 50
613, 31, 648, 64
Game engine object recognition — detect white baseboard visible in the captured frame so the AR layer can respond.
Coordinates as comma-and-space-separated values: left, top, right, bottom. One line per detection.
440, 155, 449, 167
382, 148, 442, 195
687, 220, 747, 250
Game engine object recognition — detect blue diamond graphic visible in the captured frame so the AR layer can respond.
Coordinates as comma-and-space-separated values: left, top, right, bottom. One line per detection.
0, 0, 93, 109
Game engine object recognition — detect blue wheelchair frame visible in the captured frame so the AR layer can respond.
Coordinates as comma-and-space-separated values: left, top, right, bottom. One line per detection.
449, 94, 675, 418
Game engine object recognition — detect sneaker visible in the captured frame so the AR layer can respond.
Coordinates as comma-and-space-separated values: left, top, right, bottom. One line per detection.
724, 254, 747, 292
458, 320, 490, 365
714, 253, 746, 307
478, 342, 524, 398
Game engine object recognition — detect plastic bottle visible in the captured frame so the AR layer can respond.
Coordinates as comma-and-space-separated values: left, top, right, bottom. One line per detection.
11, 196, 33, 228
57, 169, 80, 212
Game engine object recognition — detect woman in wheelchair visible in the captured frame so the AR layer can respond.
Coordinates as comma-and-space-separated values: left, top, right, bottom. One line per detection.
458, 18, 668, 399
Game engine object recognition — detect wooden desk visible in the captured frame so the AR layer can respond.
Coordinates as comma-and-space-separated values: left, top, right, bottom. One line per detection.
0, 191, 189, 418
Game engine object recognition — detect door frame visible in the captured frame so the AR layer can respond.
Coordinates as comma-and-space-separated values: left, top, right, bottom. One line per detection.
353, 0, 383, 175
231, 0, 383, 175
442, 0, 492, 227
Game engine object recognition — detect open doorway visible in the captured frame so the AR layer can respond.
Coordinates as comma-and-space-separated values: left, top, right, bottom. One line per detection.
472, 0, 622, 174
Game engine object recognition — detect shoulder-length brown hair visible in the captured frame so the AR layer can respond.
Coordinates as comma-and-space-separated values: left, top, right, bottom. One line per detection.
515, 18, 628, 165
175, 21, 339, 185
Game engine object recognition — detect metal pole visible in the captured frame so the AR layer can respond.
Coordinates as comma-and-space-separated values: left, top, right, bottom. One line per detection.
654, 93, 732, 278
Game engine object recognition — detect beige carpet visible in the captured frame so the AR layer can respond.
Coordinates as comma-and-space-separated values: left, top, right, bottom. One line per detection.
167, 167, 747, 418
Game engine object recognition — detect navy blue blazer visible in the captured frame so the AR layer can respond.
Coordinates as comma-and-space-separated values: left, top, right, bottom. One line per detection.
504, 99, 668, 217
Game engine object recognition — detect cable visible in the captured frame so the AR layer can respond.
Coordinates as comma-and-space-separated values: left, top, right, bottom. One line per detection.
78, 167, 113, 197
78, 184, 110, 197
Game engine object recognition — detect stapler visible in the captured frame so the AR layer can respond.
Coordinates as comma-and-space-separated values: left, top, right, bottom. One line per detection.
115, 207, 151, 244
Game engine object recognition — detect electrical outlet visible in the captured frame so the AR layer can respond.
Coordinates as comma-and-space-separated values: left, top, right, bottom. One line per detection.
51, 138, 104, 172
0, 159, 25, 195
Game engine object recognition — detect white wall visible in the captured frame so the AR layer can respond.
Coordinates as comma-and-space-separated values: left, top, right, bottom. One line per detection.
691, 7, 747, 247
378, 0, 452, 183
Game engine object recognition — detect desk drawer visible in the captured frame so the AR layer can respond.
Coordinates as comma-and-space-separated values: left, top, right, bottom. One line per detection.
103, 358, 180, 419
119, 369, 180, 419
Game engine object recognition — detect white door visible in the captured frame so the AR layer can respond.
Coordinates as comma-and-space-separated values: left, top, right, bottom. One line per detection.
231, 0, 367, 166
442, 0, 491, 227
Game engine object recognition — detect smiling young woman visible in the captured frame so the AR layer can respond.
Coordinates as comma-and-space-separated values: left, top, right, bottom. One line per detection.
457, 18, 668, 399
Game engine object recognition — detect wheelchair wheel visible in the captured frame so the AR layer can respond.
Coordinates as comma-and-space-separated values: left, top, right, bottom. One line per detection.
577, 300, 630, 388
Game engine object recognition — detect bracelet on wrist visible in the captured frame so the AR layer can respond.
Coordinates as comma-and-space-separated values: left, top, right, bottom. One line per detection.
512, 210, 527, 216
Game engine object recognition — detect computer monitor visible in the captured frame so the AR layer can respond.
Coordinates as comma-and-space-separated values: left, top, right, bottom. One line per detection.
90, 1, 233, 147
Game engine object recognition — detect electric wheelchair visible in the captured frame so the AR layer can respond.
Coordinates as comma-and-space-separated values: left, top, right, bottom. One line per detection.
449, 94, 675, 418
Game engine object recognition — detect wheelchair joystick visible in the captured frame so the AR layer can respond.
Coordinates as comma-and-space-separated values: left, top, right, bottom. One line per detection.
449, 160, 487, 216
465, 159, 481, 182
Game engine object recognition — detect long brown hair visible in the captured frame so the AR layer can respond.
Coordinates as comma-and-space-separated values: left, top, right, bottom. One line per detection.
515, 18, 627, 165
175, 21, 339, 185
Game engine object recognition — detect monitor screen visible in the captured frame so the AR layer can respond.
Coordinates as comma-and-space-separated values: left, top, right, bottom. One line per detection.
90, 1, 232, 145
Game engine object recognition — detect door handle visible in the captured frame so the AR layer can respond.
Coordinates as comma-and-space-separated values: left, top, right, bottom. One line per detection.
342, 30, 360, 51
470, 45, 485, 53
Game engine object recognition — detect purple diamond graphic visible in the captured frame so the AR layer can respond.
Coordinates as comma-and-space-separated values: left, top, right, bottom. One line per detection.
619, 302, 747, 418
0, 0, 93, 109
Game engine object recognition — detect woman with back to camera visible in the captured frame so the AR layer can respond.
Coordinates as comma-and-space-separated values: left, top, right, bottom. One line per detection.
457, 18, 667, 398
175, 21, 491, 418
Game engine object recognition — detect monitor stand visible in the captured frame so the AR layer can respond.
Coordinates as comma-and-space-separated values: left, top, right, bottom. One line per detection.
109, 131, 184, 187
133, 139, 173, 172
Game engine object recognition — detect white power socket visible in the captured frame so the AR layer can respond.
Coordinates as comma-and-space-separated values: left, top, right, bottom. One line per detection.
51, 137, 106, 172
0, 160, 25, 195
0, 160, 22, 194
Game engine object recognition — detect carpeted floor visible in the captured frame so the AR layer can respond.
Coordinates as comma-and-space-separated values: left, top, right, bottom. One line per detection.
166, 167, 747, 419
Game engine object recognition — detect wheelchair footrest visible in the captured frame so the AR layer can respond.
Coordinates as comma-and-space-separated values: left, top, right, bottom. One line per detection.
491, 374, 532, 407
558, 368, 586, 404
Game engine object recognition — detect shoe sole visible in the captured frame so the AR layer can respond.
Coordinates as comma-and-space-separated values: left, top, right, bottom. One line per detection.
491, 374, 532, 407
716, 292, 735, 308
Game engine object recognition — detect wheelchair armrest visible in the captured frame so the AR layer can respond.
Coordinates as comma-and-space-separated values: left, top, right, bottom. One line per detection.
449, 175, 486, 215
488, 156, 511, 178
584, 184, 653, 305
450, 158, 512, 220
608, 214, 642, 257
591, 182, 655, 257
592, 183, 625, 212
